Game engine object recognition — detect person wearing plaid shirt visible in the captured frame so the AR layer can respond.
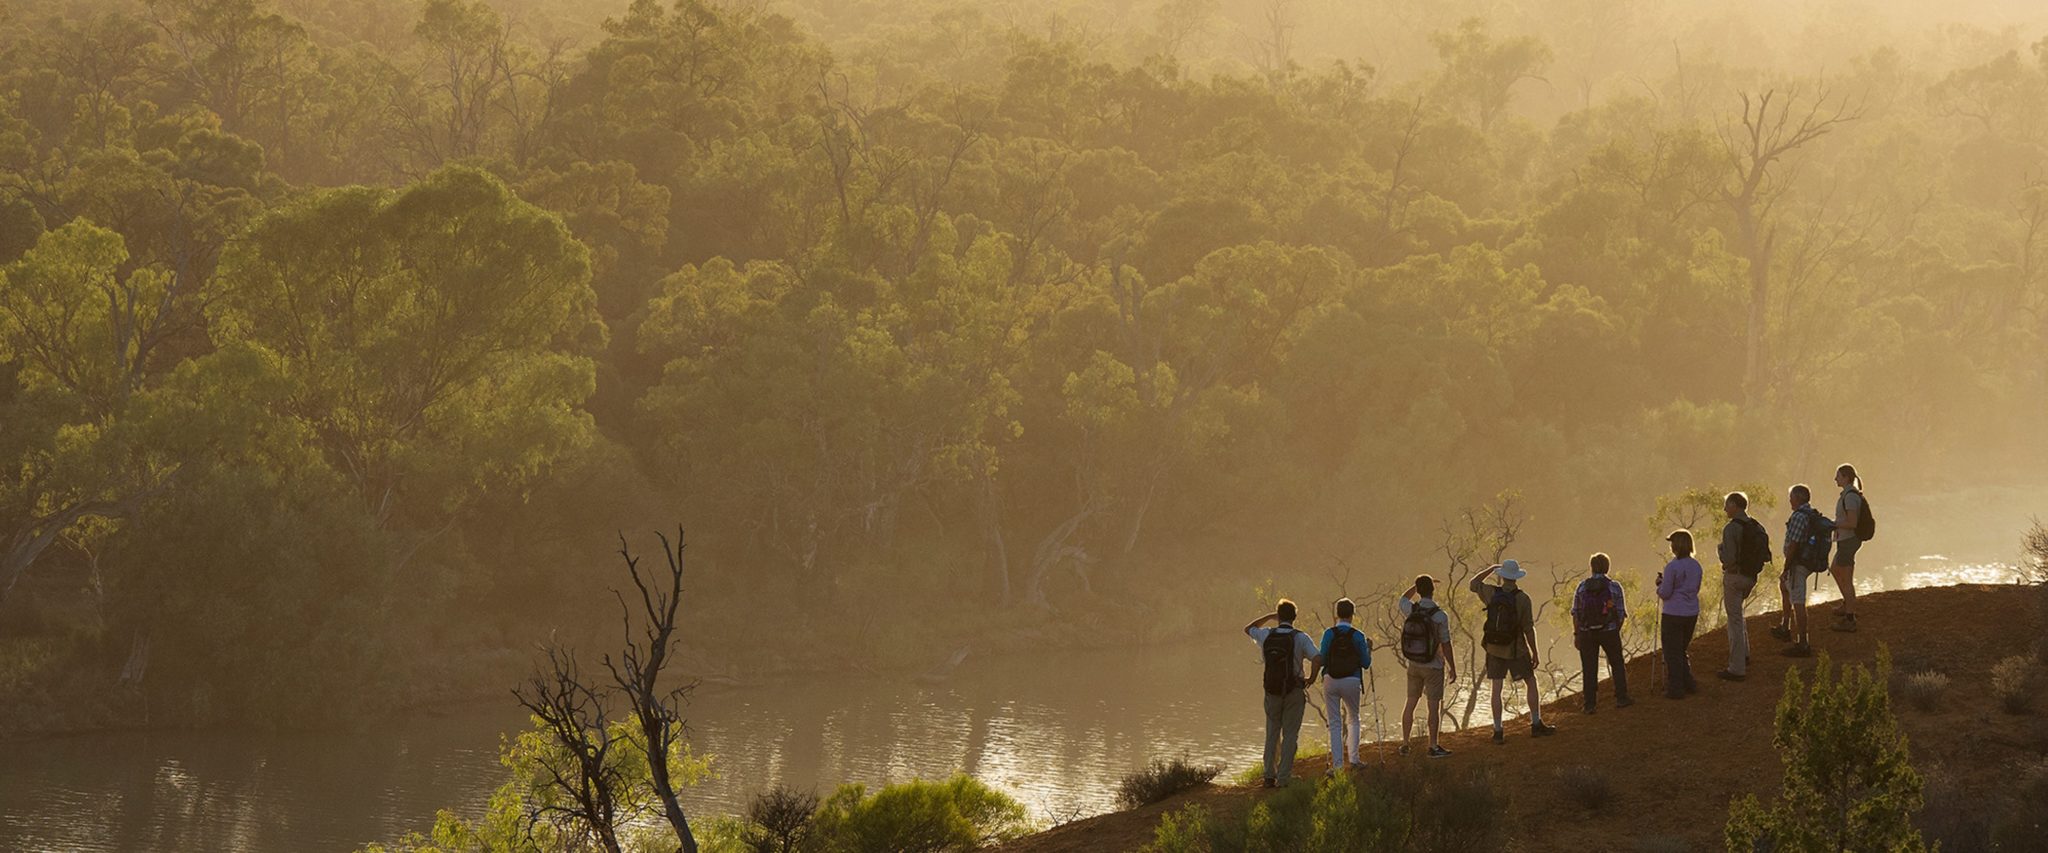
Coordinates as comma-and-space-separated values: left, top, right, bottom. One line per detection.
1774, 484, 1833, 657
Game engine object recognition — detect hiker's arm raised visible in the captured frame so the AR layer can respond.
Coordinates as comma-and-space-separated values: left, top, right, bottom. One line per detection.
1469, 565, 1497, 596
1244, 612, 1276, 636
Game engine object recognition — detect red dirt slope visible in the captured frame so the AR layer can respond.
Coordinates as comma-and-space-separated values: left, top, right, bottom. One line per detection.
998, 583, 2046, 853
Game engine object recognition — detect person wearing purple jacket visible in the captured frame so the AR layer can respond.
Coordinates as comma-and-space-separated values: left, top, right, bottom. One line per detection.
1656, 530, 1703, 699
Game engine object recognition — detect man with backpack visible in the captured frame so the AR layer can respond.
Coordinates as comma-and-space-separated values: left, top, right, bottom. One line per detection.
1716, 491, 1771, 682
1774, 484, 1833, 658
1397, 576, 1456, 758
1571, 552, 1632, 713
1244, 599, 1319, 786
1309, 598, 1372, 771
1470, 560, 1555, 743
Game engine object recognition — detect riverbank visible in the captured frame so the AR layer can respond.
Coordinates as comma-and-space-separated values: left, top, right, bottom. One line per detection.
998, 582, 2048, 852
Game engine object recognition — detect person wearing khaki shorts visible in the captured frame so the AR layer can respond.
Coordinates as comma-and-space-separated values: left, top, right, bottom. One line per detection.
1397, 575, 1456, 759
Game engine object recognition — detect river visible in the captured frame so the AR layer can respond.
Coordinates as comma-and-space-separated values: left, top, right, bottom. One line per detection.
0, 558, 2020, 852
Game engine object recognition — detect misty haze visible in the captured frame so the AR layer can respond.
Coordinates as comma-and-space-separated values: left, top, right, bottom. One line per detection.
2, 0, 2047, 851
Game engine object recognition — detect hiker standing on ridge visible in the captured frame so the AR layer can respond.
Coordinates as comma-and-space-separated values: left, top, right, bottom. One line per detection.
1245, 599, 1319, 787
1717, 492, 1771, 682
1471, 560, 1556, 743
1774, 484, 1832, 657
1397, 576, 1456, 759
1830, 463, 1875, 633
1309, 598, 1372, 772
1656, 530, 1703, 699
1571, 553, 1631, 713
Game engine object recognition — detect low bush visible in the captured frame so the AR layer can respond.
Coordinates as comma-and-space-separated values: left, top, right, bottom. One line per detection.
1555, 765, 1612, 811
1726, 652, 1928, 852
1898, 670, 1949, 713
744, 786, 819, 853
1118, 757, 1223, 809
1144, 803, 1215, 853
806, 775, 1032, 853
1147, 763, 1504, 853
1991, 655, 2036, 714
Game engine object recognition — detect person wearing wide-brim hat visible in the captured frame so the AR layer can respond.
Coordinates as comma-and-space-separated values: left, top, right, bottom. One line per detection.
1469, 559, 1555, 743
1655, 530, 1704, 699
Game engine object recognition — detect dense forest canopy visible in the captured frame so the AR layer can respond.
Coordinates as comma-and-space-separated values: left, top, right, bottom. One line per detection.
2, 0, 2046, 728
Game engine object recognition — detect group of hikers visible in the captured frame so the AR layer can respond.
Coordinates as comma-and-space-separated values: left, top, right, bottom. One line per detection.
1242, 464, 1878, 786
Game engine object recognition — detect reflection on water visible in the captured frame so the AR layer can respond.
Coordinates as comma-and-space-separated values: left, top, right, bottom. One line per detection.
0, 562, 2019, 852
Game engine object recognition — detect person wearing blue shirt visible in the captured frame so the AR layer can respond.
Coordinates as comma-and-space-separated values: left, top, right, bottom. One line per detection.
1308, 598, 1372, 771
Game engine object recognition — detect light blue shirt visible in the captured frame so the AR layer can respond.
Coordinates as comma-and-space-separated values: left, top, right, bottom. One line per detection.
1657, 556, 1703, 616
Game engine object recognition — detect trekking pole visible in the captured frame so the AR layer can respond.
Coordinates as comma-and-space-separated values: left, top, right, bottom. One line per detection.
1368, 663, 1386, 765
1652, 610, 1664, 692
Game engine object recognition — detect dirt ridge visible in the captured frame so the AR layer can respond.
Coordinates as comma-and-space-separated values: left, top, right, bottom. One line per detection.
998, 583, 2044, 853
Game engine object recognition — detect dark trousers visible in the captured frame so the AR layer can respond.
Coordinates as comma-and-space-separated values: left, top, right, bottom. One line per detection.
1577, 628, 1629, 707
1662, 614, 1699, 697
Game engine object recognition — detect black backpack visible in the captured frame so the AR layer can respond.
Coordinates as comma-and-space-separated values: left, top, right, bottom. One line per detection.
1736, 517, 1772, 576
1850, 490, 1877, 541
1324, 625, 1365, 679
1262, 628, 1301, 695
1482, 586, 1523, 649
1790, 506, 1833, 569
1400, 606, 1440, 664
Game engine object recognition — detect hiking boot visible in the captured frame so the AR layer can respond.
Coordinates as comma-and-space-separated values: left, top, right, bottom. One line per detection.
1830, 613, 1858, 633
1398, 744, 1411, 756
1532, 722, 1557, 737
1582, 704, 1597, 715
1615, 696, 1635, 709
1492, 728, 1505, 745
1770, 625, 1793, 641
1260, 777, 1276, 788
1717, 670, 1747, 682
1782, 642, 1813, 657
1428, 745, 1452, 759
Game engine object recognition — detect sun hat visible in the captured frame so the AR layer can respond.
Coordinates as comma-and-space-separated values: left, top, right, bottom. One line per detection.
1497, 559, 1527, 580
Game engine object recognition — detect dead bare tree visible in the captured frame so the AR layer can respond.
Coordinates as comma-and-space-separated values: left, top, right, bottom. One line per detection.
514, 528, 702, 853
515, 647, 630, 853
1717, 85, 1863, 409
603, 529, 702, 853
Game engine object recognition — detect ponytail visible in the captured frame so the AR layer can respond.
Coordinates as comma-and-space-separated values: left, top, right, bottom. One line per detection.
1837, 463, 1862, 493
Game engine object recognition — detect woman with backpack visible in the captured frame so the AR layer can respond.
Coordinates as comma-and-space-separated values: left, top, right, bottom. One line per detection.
1830, 463, 1874, 632
1571, 553, 1631, 713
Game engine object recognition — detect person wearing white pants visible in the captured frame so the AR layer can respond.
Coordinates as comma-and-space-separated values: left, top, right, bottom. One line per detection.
1310, 598, 1372, 770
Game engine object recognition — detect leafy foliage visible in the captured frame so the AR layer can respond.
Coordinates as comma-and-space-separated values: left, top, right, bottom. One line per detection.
1726, 650, 1929, 853
1117, 757, 1224, 809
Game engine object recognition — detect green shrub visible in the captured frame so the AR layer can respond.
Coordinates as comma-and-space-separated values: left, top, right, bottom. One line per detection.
1991, 655, 2037, 714
1151, 763, 1503, 853
1118, 757, 1222, 809
806, 775, 1032, 853
1241, 781, 1316, 852
1144, 803, 1214, 853
1725, 650, 1929, 853
1897, 670, 1948, 713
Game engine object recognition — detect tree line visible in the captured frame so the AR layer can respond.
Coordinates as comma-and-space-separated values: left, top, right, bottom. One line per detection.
2, 0, 2045, 727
